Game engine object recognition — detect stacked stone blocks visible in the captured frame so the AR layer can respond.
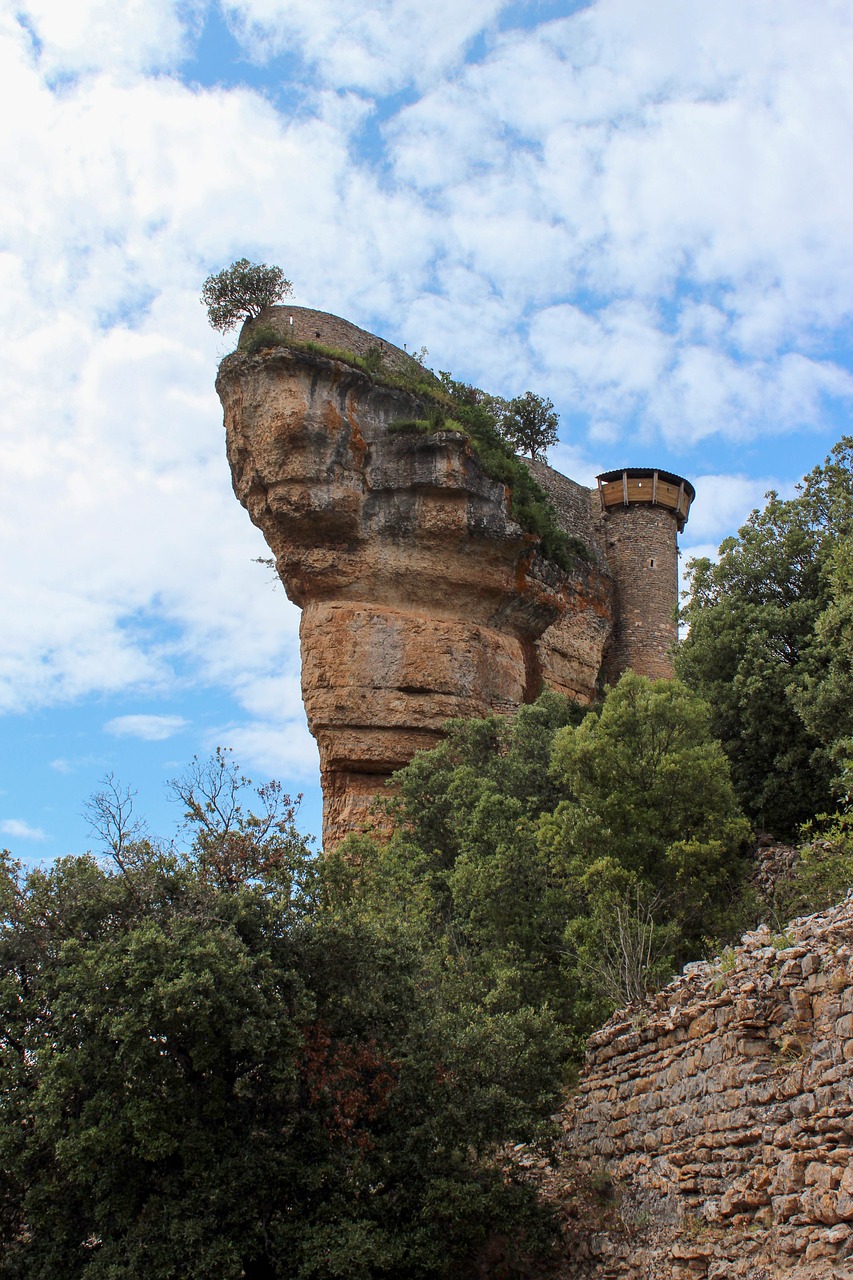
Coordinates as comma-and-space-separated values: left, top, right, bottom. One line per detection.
557, 897, 853, 1279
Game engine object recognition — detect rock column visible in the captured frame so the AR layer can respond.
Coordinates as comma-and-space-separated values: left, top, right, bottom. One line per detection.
216, 334, 613, 847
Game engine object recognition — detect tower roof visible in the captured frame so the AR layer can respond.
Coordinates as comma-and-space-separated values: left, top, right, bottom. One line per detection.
595, 468, 695, 531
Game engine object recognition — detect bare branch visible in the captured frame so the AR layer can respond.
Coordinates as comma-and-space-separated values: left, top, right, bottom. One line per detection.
83, 775, 147, 873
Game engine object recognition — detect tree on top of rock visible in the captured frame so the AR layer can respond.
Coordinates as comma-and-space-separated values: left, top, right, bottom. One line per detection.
502, 392, 560, 461
202, 258, 293, 333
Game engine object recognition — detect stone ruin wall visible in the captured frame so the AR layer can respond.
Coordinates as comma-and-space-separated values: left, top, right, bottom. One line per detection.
546, 896, 853, 1280
245, 305, 416, 374
524, 461, 613, 703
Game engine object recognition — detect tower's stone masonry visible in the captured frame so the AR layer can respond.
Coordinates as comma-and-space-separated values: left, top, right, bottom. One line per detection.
600, 502, 681, 681
595, 467, 694, 683
217, 309, 693, 846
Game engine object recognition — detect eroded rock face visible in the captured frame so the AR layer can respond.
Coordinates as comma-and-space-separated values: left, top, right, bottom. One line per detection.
216, 339, 615, 846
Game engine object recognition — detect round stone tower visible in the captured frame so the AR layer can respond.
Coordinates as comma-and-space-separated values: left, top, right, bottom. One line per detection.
597, 468, 695, 682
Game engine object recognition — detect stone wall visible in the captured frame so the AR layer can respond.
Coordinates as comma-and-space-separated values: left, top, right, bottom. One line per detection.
242, 305, 417, 374
552, 896, 853, 1279
524, 460, 609, 569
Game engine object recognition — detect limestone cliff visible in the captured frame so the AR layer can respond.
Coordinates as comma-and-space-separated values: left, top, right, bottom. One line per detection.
216, 306, 692, 848
216, 330, 613, 847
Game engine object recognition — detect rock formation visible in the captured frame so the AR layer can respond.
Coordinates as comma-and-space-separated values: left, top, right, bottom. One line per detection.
539, 896, 853, 1279
216, 306, 694, 847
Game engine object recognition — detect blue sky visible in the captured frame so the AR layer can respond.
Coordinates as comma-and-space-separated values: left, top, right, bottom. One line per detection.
1, 0, 852, 865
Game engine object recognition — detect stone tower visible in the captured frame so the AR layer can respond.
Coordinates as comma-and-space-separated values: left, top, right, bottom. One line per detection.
596, 468, 695, 682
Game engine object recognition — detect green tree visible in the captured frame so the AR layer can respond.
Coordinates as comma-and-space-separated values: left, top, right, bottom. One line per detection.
502, 392, 559, 461
0, 753, 559, 1280
202, 258, 293, 333
540, 673, 751, 1025
677, 437, 853, 835
333, 680, 749, 1056
792, 533, 853, 799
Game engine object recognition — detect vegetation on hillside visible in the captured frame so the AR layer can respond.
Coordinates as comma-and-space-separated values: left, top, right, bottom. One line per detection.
329, 675, 753, 1058
4, 640, 852, 1276
389, 382, 588, 568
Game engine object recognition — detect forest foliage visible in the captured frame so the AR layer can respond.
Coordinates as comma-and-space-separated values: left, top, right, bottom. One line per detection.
0, 753, 561, 1280
330, 676, 753, 1059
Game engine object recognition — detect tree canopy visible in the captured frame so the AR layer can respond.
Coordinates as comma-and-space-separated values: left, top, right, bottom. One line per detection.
331, 676, 751, 1056
0, 751, 561, 1280
677, 436, 853, 835
202, 258, 293, 333
501, 392, 560, 461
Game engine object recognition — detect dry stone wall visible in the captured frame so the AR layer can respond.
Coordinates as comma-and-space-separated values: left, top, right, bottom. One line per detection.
553, 896, 853, 1279
524, 460, 609, 570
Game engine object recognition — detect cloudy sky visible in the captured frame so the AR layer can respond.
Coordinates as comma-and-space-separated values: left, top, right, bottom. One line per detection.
2, 0, 852, 864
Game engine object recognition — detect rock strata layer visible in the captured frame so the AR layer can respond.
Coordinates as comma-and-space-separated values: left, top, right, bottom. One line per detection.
546, 895, 853, 1279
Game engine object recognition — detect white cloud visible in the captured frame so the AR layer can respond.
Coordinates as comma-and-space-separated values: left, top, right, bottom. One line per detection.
223, 0, 509, 94
104, 714, 190, 741
205, 718, 319, 783
681, 474, 779, 548
547, 442, 603, 489
18, 0, 194, 74
0, 47, 348, 719
385, 0, 853, 437
1, 818, 46, 841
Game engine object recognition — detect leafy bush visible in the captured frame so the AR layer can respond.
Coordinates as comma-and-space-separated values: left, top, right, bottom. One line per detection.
238, 322, 285, 354
330, 677, 752, 1056
677, 436, 853, 835
766, 811, 853, 922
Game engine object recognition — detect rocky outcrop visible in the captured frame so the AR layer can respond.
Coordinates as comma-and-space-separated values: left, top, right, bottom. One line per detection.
547, 896, 853, 1279
216, 331, 614, 847
216, 307, 694, 847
